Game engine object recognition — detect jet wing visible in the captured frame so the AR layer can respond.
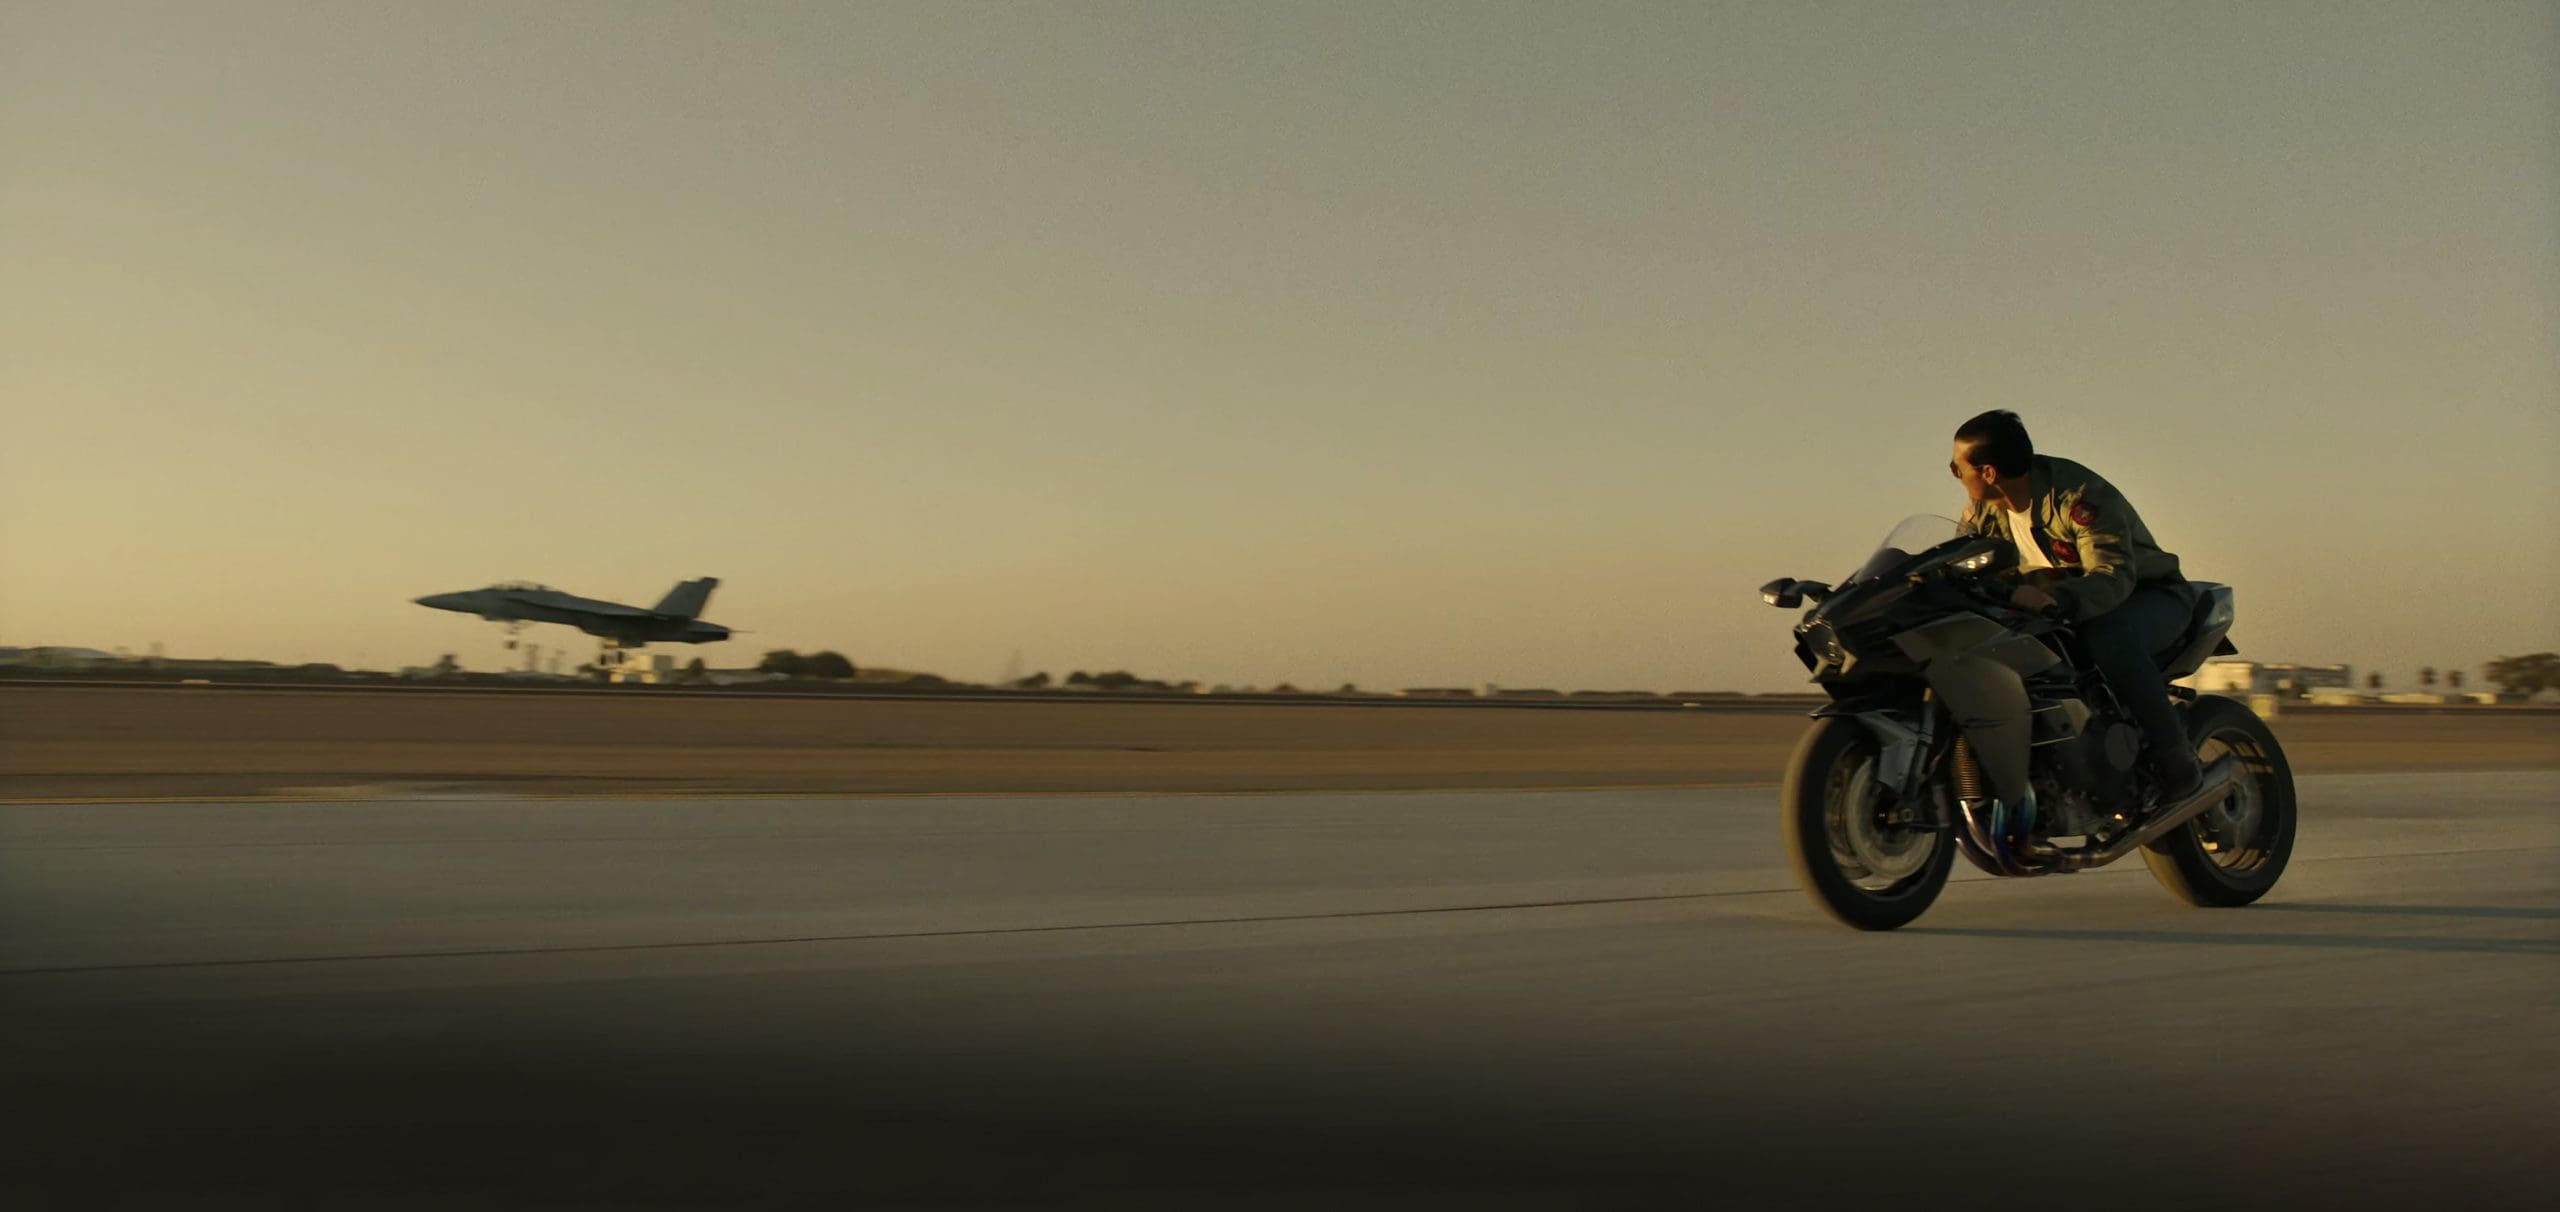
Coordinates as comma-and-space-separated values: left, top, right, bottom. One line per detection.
545, 594, 665, 620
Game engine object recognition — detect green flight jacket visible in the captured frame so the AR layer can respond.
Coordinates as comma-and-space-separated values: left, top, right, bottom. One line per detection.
1957, 454, 2194, 622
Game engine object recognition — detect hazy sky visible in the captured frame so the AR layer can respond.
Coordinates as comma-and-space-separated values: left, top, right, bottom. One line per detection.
5, 1, 2554, 692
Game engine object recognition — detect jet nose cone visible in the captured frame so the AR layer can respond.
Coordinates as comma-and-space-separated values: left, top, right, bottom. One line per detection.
414, 593, 463, 611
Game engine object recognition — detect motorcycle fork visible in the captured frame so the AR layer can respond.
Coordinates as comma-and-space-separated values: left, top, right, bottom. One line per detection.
1884, 694, 1952, 831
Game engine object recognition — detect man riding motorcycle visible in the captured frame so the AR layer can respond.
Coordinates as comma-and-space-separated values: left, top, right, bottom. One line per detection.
1948, 409, 2205, 800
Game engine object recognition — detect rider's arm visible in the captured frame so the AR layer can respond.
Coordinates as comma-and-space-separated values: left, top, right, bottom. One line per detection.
2049, 485, 2144, 621
1955, 502, 1994, 539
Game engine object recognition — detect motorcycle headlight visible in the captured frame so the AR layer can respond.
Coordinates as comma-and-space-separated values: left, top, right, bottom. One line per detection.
1953, 549, 1996, 572
1805, 621, 1847, 667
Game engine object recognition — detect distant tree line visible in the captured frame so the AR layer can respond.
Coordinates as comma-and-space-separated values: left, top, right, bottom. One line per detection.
757, 649, 858, 680
1004, 669, 1202, 692
2485, 653, 2560, 696
2365, 662, 2529, 696
1067, 670, 1153, 690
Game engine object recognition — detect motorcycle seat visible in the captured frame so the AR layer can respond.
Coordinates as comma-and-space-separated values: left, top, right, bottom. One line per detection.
2153, 581, 2233, 667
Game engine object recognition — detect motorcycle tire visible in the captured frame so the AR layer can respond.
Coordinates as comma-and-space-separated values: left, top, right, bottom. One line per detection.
1783, 716, 1954, 931
2142, 694, 2297, 907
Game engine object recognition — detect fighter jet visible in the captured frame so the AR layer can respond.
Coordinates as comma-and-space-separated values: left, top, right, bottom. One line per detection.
414, 578, 732, 647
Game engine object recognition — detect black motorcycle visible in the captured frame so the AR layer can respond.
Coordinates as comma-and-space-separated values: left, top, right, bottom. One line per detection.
1761, 515, 2296, 930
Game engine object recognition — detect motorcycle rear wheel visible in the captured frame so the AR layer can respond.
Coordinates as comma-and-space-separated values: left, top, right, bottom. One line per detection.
1783, 717, 1953, 931
2142, 695, 2297, 907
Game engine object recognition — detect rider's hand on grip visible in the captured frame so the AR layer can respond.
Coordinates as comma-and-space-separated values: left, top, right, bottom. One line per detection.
2008, 583, 2060, 616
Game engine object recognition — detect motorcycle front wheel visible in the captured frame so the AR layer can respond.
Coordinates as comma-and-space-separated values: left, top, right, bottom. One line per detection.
1782, 716, 1953, 931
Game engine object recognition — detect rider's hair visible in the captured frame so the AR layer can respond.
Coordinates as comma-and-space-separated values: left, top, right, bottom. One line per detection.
1953, 410, 2033, 478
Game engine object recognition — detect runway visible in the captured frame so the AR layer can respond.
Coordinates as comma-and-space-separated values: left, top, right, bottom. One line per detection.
6, 683, 2554, 800
5, 773, 2554, 1207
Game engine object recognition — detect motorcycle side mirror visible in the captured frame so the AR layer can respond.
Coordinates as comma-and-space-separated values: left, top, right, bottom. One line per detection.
1760, 578, 1833, 608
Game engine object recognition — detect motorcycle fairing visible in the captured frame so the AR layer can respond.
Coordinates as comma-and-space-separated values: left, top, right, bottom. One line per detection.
1852, 710, 1925, 796
1889, 612, 2057, 804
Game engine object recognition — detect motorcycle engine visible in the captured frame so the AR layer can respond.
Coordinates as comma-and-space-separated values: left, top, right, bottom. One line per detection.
2031, 707, 2142, 838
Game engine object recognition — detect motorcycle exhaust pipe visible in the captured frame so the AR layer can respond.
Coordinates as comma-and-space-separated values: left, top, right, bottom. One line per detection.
1957, 794, 2037, 877
1952, 829, 2004, 877
2063, 754, 2244, 871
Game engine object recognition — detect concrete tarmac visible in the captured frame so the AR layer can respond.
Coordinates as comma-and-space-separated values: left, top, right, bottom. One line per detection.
3, 773, 2553, 1207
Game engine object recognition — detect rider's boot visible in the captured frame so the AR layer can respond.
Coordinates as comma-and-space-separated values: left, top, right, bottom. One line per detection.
2150, 743, 2204, 804
2120, 689, 2202, 806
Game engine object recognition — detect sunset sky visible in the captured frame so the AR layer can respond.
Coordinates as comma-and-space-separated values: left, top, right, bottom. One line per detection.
5, 1, 2553, 692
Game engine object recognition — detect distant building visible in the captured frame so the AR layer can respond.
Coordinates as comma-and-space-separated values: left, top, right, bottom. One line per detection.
0, 646, 118, 669
701, 668, 788, 686
607, 652, 676, 684
2188, 660, 2354, 698
158, 658, 279, 674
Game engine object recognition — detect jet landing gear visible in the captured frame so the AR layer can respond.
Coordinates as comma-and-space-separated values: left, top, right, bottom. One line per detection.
585, 637, 626, 681
595, 639, 677, 684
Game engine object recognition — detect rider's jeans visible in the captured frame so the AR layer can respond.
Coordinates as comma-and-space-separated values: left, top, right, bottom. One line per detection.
2077, 584, 2195, 760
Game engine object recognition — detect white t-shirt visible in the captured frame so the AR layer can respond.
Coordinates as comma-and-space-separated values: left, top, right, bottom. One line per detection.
2006, 506, 2053, 570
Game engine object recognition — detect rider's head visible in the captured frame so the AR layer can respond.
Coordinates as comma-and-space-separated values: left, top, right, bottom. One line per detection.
1951, 410, 2033, 505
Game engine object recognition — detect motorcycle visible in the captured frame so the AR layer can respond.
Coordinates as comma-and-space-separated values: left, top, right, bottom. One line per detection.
1761, 515, 2296, 930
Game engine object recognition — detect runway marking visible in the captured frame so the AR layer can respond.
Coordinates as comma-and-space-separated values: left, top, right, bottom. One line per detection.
0, 888, 1784, 977
0, 781, 1779, 806
11, 762, 2554, 806
2287, 844, 2560, 864
12, 843, 2551, 976
1916, 926, 2558, 957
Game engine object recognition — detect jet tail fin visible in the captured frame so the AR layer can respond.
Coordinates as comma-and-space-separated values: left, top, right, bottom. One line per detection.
652, 577, 719, 619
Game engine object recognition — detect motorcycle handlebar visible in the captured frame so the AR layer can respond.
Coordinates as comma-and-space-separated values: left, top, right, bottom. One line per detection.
1949, 574, 2067, 625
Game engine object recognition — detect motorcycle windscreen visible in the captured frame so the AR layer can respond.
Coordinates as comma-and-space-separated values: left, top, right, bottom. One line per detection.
1843, 514, 1960, 585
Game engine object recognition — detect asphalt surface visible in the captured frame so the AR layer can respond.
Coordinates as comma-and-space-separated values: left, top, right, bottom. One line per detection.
7, 683, 2554, 800
4, 773, 2554, 1208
